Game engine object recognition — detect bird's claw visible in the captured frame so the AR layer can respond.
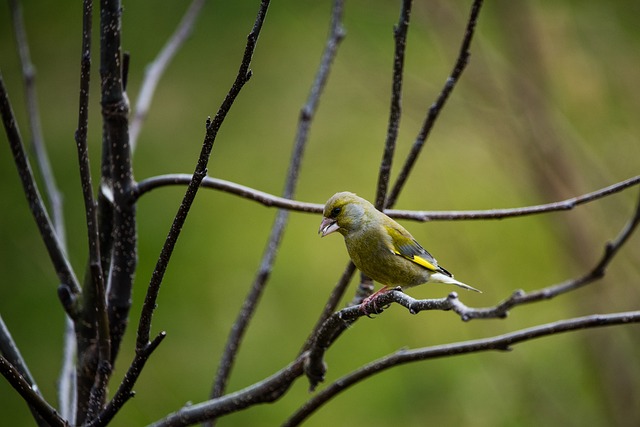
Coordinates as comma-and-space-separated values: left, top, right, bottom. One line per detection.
359, 288, 391, 317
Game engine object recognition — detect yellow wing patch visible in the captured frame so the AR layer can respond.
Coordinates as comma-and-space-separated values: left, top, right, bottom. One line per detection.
385, 224, 440, 272
407, 253, 438, 271
393, 249, 438, 271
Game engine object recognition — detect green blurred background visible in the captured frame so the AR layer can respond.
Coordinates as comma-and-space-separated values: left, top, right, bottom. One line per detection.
1, 0, 639, 425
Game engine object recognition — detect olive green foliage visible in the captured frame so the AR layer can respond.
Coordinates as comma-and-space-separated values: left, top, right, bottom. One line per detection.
1, 1, 639, 426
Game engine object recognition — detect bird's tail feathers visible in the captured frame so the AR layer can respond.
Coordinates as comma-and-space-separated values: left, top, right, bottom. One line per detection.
430, 272, 482, 293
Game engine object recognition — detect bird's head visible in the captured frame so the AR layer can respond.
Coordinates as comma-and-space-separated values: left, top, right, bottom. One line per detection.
318, 191, 372, 237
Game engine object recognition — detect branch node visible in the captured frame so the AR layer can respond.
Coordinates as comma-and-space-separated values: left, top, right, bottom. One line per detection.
304, 356, 326, 393
57, 283, 80, 319
512, 289, 525, 299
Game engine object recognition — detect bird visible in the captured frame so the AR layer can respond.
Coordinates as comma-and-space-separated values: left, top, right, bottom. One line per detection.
318, 192, 480, 308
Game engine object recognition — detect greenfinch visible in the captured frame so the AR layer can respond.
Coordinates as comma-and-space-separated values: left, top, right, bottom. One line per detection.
319, 192, 480, 301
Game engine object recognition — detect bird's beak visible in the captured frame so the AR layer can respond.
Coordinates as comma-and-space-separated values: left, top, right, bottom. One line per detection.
318, 217, 339, 237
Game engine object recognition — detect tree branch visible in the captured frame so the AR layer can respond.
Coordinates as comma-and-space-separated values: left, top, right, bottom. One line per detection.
74, 0, 111, 420
135, 174, 320, 212
58, 319, 76, 423
136, 173, 640, 221
100, 0, 137, 369
375, 0, 411, 209
129, 0, 205, 152
0, 74, 81, 303
135, 0, 271, 354
73, 0, 132, 421
208, 0, 345, 420
88, 332, 166, 427
8, 0, 67, 248
387, 175, 640, 221
386, 0, 484, 207
287, 310, 640, 426
0, 315, 49, 426
0, 355, 68, 427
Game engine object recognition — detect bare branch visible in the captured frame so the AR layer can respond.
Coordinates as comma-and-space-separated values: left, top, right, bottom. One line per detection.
88, 332, 166, 427
0, 356, 68, 427
386, 0, 484, 207
0, 315, 45, 426
135, 174, 320, 212
129, 0, 206, 152
287, 310, 640, 426
0, 315, 40, 394
135, 0, 271, 352
209, 0, 345, 414
73, 1, 111, 418
99, 0, 135, 371
58, 319, 76, 423
135, 173, 640, 221
0, 74, 81, 303
8, 0, 66, 248
73, 0, 132, 420
376, 0, 412, 209
387, 175, 640, 221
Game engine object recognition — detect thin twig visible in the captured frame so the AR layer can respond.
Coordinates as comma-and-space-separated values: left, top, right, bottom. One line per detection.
387, 175, 640, 221
387, 0, 484, 207
0, 356, 68, 427
88, 332, 166, 427
135, 174, 321, 212
2, 315, 51, 427
9, 0, 78, 419
129, 0, 206, 152
359, 0, 414, 309
135, 0, 271, 353
302, 189, 640, 389
0, 74, 81, 301
208, 0, 345, 418
135, 173, 640, 221
58, 318, 76, 423
375, 0, 412, 209
0, 316, 39, 394
286, 310, 640, 426
8, 0, 67, 248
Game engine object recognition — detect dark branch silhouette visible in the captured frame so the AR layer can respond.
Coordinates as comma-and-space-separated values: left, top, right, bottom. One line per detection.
135, 0, 270, 367
135, 173, 640, 221
287, 310, 640, 426
0, 76, 81, 302
208, 1, 345, 414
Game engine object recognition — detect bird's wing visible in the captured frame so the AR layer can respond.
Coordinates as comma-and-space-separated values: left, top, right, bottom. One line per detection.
385, 225, 442, 273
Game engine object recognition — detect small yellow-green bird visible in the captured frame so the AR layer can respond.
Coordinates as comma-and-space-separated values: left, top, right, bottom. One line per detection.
319, 192, 480, 301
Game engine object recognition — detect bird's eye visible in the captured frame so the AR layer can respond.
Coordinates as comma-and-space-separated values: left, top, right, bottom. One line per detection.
331, 207, 341, 217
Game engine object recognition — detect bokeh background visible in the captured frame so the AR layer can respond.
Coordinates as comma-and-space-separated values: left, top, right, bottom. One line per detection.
1, 1, 639, 425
